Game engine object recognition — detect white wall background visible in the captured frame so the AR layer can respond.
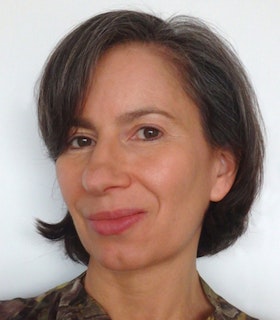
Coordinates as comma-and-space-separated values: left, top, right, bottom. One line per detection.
1, 1, 279, 319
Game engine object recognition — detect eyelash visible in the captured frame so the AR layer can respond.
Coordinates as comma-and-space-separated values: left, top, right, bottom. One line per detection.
66, 125, 163, 150
68, 136, 95, 149
133, 126, 163, 141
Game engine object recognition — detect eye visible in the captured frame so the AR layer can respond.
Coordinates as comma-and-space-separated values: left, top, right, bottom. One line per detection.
135, 127, 162, 141
68, 136, 95, 149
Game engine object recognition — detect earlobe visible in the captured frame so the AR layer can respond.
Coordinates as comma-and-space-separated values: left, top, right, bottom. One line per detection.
210, 150, 237, 202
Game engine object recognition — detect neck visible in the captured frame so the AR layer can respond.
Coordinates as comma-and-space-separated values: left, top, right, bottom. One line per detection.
84, 255, 213, 320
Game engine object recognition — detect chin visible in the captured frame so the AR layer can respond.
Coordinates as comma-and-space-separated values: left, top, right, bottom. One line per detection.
86, 242, 160, 273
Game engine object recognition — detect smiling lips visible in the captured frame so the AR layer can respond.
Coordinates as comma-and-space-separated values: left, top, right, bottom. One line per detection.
88, 209, 146, 235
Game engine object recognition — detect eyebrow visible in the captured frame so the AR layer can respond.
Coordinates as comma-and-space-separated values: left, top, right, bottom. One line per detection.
73, 106, 175, 130
116, 107, 175, 124
72, 118, 96, 131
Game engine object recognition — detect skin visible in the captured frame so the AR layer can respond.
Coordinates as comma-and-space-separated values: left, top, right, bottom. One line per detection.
56, 43, 237, 320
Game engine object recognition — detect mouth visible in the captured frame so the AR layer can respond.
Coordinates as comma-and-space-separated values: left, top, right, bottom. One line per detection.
87, 209, 146, 236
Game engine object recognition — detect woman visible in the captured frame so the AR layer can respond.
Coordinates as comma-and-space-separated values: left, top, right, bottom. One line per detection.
0, 10, 264, 320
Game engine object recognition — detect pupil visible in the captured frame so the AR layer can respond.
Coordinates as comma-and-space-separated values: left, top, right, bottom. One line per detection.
144, 128, 158, 138
78, 137, 90, 146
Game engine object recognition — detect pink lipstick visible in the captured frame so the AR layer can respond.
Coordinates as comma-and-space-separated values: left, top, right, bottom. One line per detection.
88, 209, 146, 235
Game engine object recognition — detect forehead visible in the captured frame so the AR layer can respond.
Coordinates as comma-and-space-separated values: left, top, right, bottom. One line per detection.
74, 42, 198, 131
87, 43, 186, 107
79, 43, 203, 135
72, 43, 186, 128
93, 42, 184, 87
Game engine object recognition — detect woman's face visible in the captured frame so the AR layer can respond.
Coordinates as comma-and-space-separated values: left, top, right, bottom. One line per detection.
56, 44, 234, 271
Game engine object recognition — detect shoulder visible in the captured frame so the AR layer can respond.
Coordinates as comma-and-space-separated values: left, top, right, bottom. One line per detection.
201, 277, 258, 320
0, 273, 110, 320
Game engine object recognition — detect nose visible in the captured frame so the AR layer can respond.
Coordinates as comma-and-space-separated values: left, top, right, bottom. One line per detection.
82, 141, 131, 194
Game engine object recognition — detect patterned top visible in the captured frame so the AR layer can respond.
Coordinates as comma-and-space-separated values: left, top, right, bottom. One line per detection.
0, 273, 257, 319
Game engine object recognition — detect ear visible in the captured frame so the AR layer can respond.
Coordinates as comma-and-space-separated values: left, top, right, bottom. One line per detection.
210, 149, 237, 202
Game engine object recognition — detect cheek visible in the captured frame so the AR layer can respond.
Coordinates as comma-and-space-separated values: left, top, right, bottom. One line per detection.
140, 150, 195, 192
138, 146, 215, 218
134, 150, 195, 216
55, 157, 82, 206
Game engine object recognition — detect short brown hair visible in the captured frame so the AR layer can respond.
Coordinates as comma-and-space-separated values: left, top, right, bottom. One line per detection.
37, 10, 264, 264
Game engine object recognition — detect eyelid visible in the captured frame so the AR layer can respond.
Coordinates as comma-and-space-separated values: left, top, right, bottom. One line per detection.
67, 136, 94, 149
131, 125, 164, 141
66, 128, 97, 149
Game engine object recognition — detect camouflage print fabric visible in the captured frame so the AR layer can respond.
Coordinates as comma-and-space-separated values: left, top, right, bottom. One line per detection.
0, 272, 258, 319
